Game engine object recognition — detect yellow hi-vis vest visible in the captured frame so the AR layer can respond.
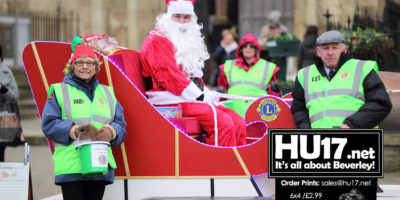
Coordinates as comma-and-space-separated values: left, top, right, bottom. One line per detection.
297, 59, 378, 128
48, 83, 117, 176
224, 59, 276, 117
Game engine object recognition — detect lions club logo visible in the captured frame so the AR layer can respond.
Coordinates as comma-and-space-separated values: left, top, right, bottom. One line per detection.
98, 154, 107, 166
256, 98, 281, 122
340, 72, 350, 80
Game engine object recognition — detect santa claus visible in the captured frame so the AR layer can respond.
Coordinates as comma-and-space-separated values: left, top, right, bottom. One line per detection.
140, 0, 246, 146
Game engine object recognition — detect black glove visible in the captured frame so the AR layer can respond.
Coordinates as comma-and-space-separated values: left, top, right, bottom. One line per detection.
0, 84, 8, 93
191, 78, 204, 91
196, 89, 219, 103
269, 81, 281, 93
196, 94, 204, 101
215, 87, 226, 93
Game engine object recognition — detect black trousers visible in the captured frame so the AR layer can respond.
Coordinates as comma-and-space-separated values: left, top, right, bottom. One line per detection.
60, 181, 107, 200
0, 146, 5, 162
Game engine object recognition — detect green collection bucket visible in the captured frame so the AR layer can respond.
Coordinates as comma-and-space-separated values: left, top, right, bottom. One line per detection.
75, 141, 110, 177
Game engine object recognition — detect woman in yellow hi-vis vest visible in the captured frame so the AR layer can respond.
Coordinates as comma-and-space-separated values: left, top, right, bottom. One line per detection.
291, 30, 391, 129
217, 32, 281, 117
41, 37, 126, 200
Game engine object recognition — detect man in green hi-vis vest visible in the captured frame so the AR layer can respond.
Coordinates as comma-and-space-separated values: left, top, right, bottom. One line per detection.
41, 37, 126, 200
291, 30, 392, 129
218, 33, 281, 117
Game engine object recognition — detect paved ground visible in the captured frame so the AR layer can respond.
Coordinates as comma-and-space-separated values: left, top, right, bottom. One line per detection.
4, 145, 61, 199
4, 118, 61, 199
3, 119, 400, 199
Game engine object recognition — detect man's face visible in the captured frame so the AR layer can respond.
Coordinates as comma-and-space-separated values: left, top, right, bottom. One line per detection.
172, 14, 192, 24
316, 43, 346, 69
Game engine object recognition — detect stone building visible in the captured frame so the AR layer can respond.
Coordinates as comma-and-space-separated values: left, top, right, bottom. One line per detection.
0, 0, 166, 67
0, 0, 393, 67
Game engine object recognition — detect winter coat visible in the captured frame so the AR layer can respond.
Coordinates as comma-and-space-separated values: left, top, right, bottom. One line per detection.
0, 63, 18, 103
212, 45, 237, 66
41, 74, 126, 185
298, 35, 317, 69
218, 33, 280, 97
291, 53, 392, 129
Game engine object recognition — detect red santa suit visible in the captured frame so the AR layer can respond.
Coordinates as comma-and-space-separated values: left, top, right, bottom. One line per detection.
140, 29, 246, 146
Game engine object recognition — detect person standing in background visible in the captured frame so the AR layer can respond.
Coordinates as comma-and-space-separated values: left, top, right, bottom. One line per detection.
298, 25, 318, 69
209, 28, 238, 86
258, 10, 289, 60
218, 33, 281, 117
0, 44, 19, 162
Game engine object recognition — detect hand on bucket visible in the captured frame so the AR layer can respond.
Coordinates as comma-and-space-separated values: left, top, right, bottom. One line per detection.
92, 126, 113, 142
75, 124, 97, 140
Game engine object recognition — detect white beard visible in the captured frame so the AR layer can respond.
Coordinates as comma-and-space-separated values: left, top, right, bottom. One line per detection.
156, 13, 210, 78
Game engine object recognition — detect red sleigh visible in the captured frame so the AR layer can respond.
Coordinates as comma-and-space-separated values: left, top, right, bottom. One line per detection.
22, 41, 295, 179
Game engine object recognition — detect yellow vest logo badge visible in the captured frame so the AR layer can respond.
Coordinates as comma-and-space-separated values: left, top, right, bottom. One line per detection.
340, 72, 350, 80
98, 97, 106, 106
256, 98, 281, 122
253, 69, 260, 75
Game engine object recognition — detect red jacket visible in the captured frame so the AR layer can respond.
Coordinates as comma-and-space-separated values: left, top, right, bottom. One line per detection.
217, 33, 280, 96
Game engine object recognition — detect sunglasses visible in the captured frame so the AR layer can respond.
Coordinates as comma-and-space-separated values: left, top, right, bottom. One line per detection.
243, 43, 256, 49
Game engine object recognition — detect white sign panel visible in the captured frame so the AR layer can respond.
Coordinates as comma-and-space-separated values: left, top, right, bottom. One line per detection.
0, 162, 29, 200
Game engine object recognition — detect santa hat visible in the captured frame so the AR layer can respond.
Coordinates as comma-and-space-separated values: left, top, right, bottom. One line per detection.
166, 0, 195, 15
70, 42, 97, 63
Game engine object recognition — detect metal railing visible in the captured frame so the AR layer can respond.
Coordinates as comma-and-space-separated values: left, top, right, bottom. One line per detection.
2, 6, 77, 42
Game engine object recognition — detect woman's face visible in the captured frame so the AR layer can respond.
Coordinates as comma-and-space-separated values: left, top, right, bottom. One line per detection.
222, 34, 234, 46
242, 43, 257, 60
73, 56, 97, 83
